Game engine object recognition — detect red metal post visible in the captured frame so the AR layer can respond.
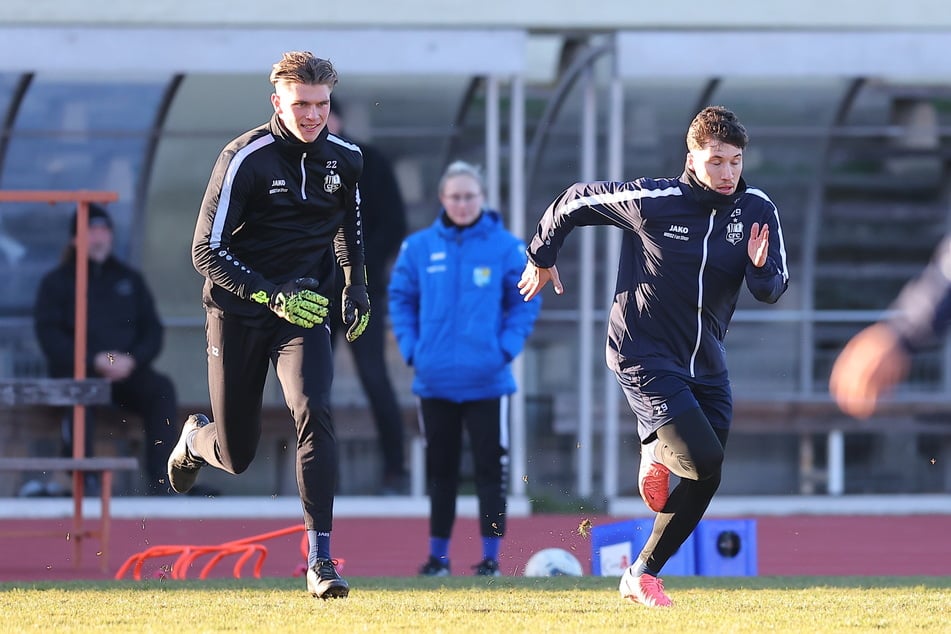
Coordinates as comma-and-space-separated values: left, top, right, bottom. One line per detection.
0, 190, 118, 568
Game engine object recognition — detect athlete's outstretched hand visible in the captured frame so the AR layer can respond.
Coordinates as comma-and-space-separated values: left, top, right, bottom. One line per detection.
253, 277, 330, 328
518, 260, 563, 302
748, 222, 769, 267
829, 323, 910, 419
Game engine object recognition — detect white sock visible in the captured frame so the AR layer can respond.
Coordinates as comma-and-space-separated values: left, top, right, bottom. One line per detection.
185, 429, 203, 461
643, 438, 659, 463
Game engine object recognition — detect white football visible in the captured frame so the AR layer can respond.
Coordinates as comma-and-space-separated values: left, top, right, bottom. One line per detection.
523, 548, 584, 577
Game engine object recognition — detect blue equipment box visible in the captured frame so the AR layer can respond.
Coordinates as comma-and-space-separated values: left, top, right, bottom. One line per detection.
590, 518, 696, 576
694, 518, 758, 576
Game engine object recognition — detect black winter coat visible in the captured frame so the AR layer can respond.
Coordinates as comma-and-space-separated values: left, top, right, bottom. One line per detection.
34, 255, 164, 377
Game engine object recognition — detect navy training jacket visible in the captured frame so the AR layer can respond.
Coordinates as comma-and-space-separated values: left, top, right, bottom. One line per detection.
527, 171, 789, 379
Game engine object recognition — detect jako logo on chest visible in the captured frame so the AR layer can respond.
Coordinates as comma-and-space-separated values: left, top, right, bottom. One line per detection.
269, 179, 288, 195
663, 224, 690, 241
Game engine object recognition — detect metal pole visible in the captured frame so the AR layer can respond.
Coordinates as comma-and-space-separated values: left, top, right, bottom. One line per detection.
0, 190, 115, 565
603, 68, 624, 499
509, 75, 528, 497
485, 75, 501, 209
827, 429, 845, 495
577, 66, 597, 497
72, 200, 89, 530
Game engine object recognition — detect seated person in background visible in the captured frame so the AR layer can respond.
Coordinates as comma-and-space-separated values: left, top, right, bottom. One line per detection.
33, 204, 183, 496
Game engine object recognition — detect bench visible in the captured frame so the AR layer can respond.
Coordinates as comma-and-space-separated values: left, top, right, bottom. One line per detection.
3, 397, 423, 496
0, 456, 139, 572
731, 397, 951, 494
0, 377, 111, 407
0, 377, 139, 572
547, 394, 951, 495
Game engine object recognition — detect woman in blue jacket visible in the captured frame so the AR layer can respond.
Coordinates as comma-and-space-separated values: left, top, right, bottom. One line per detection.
389, 160, 541, 577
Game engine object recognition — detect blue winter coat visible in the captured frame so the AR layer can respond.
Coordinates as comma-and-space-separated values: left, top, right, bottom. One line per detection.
388, 210, 541, 401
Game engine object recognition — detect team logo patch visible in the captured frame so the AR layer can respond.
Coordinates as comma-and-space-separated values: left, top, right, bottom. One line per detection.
726, 220, 744, 245
324, 172, 341, 194
473, 267, 491, 287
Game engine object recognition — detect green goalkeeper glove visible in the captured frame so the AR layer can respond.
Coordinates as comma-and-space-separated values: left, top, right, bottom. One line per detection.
341, 265, 371, 342
252, 277, 329, 328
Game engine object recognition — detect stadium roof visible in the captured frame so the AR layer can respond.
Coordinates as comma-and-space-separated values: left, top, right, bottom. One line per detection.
0, 27, 527, 75
616, 30, 951, 80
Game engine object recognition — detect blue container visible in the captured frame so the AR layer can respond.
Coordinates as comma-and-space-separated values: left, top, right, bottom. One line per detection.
590, 518, 696, 576
694, 518, 758, 576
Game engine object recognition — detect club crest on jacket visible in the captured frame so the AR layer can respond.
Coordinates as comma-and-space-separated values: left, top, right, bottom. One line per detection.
324, 172, 341, 194
726, 220, 744, 245
472, 266, 491, 287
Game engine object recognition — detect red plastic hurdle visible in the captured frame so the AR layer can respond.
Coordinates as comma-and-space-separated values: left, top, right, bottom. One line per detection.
114, 524, 335, 580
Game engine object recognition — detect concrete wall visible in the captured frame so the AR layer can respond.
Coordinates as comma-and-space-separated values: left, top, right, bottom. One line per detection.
4, 0, 951, 29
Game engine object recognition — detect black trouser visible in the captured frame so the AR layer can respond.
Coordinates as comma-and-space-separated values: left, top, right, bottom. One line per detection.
61, 365, 178, 495
639, 407, 728, 573
191, 312, 337, 531
330, 294, 405, 481
418, 397, 508, 539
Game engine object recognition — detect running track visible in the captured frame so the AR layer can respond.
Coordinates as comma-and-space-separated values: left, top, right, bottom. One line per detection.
1, 514, 948, 582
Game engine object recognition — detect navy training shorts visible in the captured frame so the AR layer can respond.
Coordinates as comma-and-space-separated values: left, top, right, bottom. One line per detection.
615, 369, 732, 443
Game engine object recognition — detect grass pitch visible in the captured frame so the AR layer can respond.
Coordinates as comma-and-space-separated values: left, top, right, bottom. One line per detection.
2, 576, 949, 633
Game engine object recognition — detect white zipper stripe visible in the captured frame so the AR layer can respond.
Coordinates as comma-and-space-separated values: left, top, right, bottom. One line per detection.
689, 209, 716, 377
300, 152, 307, 200
210, 133, 274, 249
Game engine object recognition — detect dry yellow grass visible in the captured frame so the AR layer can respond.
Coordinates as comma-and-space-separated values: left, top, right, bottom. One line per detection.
1, 576, 949, 633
